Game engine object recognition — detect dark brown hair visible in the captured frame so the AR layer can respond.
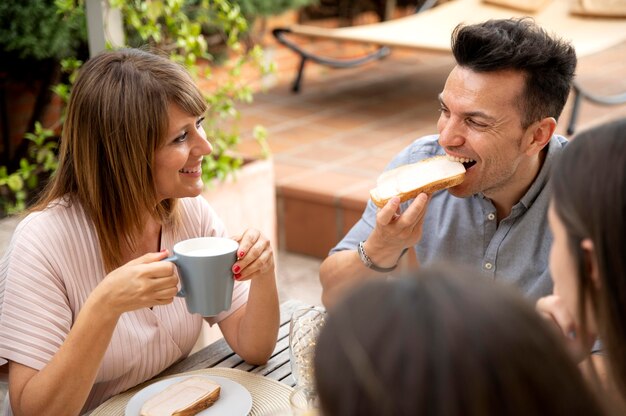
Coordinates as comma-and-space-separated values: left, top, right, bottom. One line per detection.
451, 18, 576, 128
552, 117, 626, 400
314, 264, 606, 416
32, 48, 207, 272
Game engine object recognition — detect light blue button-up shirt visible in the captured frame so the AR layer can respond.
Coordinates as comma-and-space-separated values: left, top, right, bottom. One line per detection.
331, 134, 568, 301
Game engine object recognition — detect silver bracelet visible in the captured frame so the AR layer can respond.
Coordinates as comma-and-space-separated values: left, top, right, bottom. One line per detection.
357, 241, 407, 273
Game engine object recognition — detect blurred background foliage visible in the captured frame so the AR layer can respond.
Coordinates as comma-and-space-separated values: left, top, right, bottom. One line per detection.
0, 0, 316, 217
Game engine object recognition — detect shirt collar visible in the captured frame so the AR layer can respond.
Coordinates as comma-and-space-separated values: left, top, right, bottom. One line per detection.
519, 135, 566, 209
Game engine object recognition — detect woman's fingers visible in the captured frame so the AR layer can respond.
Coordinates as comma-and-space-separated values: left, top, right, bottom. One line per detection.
536, 295, 576, 335
125, 250, 169, 266
233, 248, 274, 281
231, 230, 274, 280
100, 256, 179, 313
152, 285, 179, 304
536, 295, 591, 362
232, 229, 261, 260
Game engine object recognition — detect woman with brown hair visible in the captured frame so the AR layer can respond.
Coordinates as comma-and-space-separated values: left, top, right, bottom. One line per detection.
536, 117, 626, 406
0, 48, 279, 415
314, 264, 607, 416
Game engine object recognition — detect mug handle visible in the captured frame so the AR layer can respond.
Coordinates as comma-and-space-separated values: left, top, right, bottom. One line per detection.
162, 255, 186, 297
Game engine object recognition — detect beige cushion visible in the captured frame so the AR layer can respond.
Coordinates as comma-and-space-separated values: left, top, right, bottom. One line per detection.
482, 0, 553, 13
570, 0, 626, 17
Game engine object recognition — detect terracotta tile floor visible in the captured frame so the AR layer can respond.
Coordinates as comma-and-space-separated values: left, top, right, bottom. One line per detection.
233, 30, 626, 269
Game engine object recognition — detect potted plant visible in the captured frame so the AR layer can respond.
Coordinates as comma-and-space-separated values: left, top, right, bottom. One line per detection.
0, 1, 87, 215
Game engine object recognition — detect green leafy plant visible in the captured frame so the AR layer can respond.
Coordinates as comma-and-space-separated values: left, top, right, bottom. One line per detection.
0, 1, 86, 217
0, 123, 58, 215
0, 0, 86, 62
110, 0, 273, 185
234, 0, 314, 19
0, 0, 276, 216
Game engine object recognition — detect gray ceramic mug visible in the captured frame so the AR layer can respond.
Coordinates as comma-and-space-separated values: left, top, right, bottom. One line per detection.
164, 237, 239, 316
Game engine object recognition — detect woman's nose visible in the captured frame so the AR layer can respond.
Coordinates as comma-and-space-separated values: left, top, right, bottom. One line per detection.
191, 129, 212, 156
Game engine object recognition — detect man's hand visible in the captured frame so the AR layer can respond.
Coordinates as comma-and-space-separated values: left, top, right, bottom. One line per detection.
365, 193, 429, 268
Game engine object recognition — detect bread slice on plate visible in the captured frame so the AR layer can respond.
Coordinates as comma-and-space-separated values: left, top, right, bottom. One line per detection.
370, 156, 466, 208
140, 376, 221, 416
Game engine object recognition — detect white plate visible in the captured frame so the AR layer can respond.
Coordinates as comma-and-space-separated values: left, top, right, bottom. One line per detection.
125, 375, 252, 416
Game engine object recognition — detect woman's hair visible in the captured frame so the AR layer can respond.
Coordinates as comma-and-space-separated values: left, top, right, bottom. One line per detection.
314, 264, 606, 416
451, 18, 576, 128
551, 117, 626, 399
32, 48, 208, 272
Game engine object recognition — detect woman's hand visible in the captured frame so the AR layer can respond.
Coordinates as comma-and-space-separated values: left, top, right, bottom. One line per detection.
536, 294, 596, 363
218, 229, 279, 364
93, 251, 180, 317
9, 251, 179, 416
230, 229, 275, 281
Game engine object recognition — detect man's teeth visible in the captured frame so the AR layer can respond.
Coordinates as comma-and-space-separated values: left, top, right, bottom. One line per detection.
446, 155, 476, 164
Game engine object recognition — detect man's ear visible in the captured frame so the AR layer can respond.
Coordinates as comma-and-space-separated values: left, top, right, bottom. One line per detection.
525, 117, 556, 156
581, 238, 601, 290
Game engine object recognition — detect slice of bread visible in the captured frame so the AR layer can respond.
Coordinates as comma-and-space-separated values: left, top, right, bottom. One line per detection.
370, 156, 466, 208
140, 376, 221, 416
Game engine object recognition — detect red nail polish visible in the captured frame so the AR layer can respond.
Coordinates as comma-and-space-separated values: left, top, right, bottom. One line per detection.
238, 251, 245, 258
233, 265, 241, 273
234, 273, 241, 280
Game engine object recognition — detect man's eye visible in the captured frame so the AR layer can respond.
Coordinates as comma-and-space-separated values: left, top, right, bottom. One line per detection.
467, 118, 487, 128
438, 106, 449, 115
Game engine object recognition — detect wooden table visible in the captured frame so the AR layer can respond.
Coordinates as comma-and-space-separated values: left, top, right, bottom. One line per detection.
157, 299, 307, 387
91, 299, 310, 415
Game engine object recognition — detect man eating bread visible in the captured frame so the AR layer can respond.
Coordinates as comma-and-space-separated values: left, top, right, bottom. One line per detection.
320, 18, 576, 307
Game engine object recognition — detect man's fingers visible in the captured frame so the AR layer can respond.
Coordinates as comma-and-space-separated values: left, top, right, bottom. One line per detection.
378, 197, 401, 224
399, 193, 429, 224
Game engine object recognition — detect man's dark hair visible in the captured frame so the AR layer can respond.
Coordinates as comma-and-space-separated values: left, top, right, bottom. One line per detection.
451, 18, 576, 128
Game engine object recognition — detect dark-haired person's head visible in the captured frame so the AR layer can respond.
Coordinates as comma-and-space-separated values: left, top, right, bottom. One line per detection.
437, 18, 575, 202
451, 18, 576, 128
549, 117, 626, 400
314, 265, 605, 416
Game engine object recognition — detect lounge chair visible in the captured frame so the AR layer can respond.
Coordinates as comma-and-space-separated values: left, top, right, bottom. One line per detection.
273, 0, 626, 134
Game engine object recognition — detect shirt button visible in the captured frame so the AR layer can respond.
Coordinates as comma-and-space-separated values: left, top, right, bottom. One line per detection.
487, 213, 496, 221
485, 262, 493, 270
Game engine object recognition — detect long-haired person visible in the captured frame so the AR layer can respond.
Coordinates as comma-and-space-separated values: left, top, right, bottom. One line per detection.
0, 48, 279, 415
315, 265, 607, 416
537, 118, 626, 407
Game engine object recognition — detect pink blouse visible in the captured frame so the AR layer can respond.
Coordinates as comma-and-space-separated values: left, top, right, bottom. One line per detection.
0, 196, 249, 412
